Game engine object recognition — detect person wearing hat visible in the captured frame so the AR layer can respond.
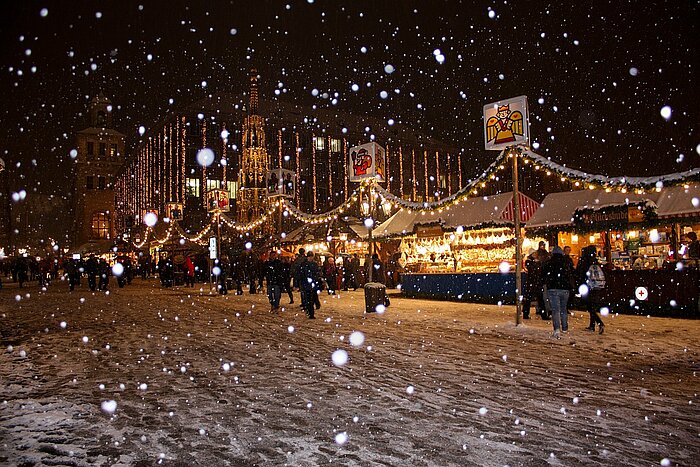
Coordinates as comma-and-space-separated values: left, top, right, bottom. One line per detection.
542, 246, 576, 338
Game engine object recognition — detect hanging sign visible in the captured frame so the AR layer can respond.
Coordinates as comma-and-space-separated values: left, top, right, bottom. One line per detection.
209, 237, 218, 260
348, 142, 386, 182
266, 168, 296, 198
206, 189, 230, 212
483, 95, 529, 150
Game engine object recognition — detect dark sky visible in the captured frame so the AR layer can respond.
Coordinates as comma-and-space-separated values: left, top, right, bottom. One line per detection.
0, 0, 697, 196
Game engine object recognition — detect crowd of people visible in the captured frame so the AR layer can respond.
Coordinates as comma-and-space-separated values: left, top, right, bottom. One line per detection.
522, 241, 607, 338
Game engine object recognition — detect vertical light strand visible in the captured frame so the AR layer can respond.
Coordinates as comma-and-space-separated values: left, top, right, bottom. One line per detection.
168, 123, 173, 202
458, 151, 462, 188
159, 130, 164, 210
447, 153, 452, 196
435, 150, 440, 199
327, 135, 332, 207
343, 139, 349, 202
312, 134, 317, 212
423, 150, 429, 201
201, 119, 207, 208
399, 146, 404, 199
295, 132, 301, 207
277, 129, 283, 168
147, 137, 152, 209
180, 116, 186, 205
222, 122, 228, 185
411, 149, 417, 201
385, 144, 390, 193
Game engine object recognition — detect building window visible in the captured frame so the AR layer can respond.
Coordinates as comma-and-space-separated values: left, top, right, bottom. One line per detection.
87, 142, 95, 156
330, 138, 341, 153
99, 143, 107, 156
97, 111, 106, 126
86, 176, 94, 190
91, 212, 110, 239
186, 178, 200, 197
98, 176, 106, 190
207, 179, 221, 192
227, 181, 238, 200
313, 136, 325, 151
110, 144, 117, 157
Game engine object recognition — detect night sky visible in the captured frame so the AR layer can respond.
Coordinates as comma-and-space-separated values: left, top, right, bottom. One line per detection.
0, 0, 697, 197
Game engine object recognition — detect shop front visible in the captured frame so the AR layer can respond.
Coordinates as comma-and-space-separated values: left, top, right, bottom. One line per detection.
374, 192, 543, 302
527, 186, 700, 314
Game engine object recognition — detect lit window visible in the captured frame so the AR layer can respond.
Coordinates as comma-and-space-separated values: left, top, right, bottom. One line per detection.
330, 138, 341, 152
91, 212, 110, 239
228, 181, 238, 199
313, 137, 325, 151
110, 144, 117, 157
186, 178, 200, 197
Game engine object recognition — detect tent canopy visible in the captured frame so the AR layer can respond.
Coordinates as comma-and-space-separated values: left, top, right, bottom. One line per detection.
526, 186, 700, 229
373, 192, 539, 238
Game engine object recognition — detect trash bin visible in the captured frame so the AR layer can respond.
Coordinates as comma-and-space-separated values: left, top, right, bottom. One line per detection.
364, 282, 387, 313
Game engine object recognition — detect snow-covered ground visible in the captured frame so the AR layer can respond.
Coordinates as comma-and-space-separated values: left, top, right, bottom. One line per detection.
0, 279, 698, 466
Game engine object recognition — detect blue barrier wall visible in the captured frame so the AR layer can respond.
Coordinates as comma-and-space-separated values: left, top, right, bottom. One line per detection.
401, 273, 522, 304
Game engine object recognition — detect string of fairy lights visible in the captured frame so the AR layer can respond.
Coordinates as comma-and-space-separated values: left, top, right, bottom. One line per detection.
128, 148, 698, 249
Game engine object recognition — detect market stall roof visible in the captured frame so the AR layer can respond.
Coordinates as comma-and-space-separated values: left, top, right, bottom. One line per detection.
525, 190, 658, 229
654, 185, 700, 219
282, 217, 368, 244
71, 239, 119, 255
373, 192, 539, 238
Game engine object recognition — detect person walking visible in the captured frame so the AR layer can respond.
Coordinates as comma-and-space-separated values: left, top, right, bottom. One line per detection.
322, 256, 338, 295
522, 249, 546, 320
264, 251, 284, 312
577, 245, 606, 334
64, 259, 79, 292
343, 254, 359, 291
184, 256, 195, 287
98, 258, 110, 291
280, 255, 294, 304
542, 246, 576, 338
85, 254, 99, 291
295, 251, 321, 319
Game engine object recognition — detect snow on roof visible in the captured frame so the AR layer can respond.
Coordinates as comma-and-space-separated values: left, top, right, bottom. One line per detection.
374, 192, 538, 238
654, 185, 700, 218
527, 186, 700, 229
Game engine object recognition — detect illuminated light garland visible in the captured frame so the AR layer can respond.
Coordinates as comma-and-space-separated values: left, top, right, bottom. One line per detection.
312, 134, 317, 212
447, 153, 452, 196
201, 119, 207, 209
222, 122, 228, 184
327, 135, 333, 200
343, 138, 349, 202
295, 132, 301, 207
521, 149, 700, 190
411, 149, 417, 200
423, 149, 429, 201
434, 150, 439, 199
180, 116, 186, 205
386, 144, 390, 193
399, 145, 404, 198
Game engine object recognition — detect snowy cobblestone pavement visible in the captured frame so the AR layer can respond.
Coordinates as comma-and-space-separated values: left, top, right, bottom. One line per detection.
1, 279, 698, 466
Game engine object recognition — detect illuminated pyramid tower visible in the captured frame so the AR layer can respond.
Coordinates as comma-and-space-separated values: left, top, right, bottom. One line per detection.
236, 69, 271, 230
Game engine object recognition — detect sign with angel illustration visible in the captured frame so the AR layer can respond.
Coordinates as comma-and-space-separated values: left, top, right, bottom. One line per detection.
483, 95, 529, 150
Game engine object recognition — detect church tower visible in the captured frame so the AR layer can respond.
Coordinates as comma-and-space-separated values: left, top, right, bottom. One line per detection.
73, 93, 126, 247
236, 69, 271, 229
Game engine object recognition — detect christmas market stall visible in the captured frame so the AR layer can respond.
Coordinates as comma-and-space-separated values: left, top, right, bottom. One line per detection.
374, 192, 544, 303
282, 216, 368, 261
526, 185, 700, 313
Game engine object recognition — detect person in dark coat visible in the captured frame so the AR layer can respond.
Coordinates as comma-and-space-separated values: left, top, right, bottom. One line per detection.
343, 254, 359, 291
369, 254, 386, 284
576, 245, 605, 333
85, 255, 99, 291
98, 258, 110, 291
290, 248, 305, 290
280, 255, 294, 303
322, 256, 338, 295
295, 251, 321, 319
522, 250, 545, 320
64, 259, 79, 291
215, 256, 229, 295
230, 253, 245, 295
542, 246, 576, 338
263, 251, 284, 311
